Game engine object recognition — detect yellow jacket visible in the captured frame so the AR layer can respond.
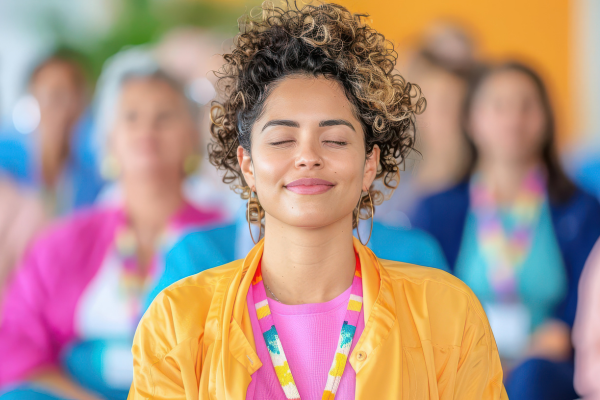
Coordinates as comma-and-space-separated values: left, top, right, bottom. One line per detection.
129, 239, 508, 399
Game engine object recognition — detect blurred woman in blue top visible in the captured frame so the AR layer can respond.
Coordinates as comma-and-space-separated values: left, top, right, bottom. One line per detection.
413, 62, 600, 400
0, 50, 103, 215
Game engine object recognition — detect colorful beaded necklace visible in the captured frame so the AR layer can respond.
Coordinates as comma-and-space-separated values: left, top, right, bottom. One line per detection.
252, 255, 363, 400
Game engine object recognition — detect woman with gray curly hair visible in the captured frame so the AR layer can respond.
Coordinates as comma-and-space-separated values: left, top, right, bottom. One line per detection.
129, 2, 507, 399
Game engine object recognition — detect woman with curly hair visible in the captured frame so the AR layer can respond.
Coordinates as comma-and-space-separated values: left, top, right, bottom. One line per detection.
129, 2, 507, 399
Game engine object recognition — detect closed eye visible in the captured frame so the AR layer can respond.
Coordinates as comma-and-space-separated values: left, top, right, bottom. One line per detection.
324, 140, 348, 146
269, 140, 295, 146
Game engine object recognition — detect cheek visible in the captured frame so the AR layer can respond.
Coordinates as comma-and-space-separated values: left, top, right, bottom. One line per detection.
524, 112, 547, 148
111, 128, 130, 158
329, 154, 364, 186
112, 133, 145, 172
470, 109, 498, 146
252, 150, 291, 190
160, 126, 195, 158
251, 156, 290, 221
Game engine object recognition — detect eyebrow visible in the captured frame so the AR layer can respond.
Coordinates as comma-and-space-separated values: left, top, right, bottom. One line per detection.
261, 118, 356, 132
319, 119, 356, 132
261, 120, 300, 131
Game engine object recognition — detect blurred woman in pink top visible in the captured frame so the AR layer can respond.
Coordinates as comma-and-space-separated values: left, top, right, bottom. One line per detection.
0, 64, 222, 400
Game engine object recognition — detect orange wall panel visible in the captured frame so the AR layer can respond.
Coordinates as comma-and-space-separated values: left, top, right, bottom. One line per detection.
337, 0, 572, 144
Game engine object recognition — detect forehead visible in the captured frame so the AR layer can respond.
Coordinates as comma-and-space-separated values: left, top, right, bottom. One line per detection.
119, 77, 183, 104
478, 70, 540, 101
260, 76, 359, 122
32, 60, 81, 88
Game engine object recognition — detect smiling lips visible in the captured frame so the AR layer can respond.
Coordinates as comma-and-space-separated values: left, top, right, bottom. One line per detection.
285, 178, 335, 195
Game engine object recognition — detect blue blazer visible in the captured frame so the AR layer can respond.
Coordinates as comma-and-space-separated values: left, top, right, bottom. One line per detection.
412, 181, 600, 327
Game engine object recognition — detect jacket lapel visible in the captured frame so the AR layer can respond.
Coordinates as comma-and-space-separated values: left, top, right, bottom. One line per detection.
216, 239, 399, 399
214, 241, 264, 399
351, 239, 401, 394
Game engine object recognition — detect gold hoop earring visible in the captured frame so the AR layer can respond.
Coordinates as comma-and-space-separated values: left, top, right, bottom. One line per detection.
209, 104, 224, 127
100, 154, 121, 180
247, 189, 262, 245
183, 153, 201, 176
356, 191, 374, 246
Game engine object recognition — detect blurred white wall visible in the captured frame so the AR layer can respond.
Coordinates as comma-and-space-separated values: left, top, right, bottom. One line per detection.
0, 0, 113, 127
573, 0, 600, 146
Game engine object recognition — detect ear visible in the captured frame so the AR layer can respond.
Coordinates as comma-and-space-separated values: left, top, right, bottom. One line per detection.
106, 129, 117, 156
362, 145, 380, 191
237, 146, 255, 190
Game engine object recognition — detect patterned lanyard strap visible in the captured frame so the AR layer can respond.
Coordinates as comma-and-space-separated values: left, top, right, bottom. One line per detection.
470, 169, 546, 298
114, 225, 180, 321
252, 255, 363, 400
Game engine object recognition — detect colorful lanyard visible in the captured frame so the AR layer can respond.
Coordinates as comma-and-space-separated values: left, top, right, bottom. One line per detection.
470, 169, 545, 299
114, 225, 180, 323
252, 257, 363, 400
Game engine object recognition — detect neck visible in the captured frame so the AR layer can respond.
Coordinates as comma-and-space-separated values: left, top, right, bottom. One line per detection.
122, 175, 184, 241
260, 214, 357, 305
416, 136, 469, 194
40, 136, 70, 188
477, 157, 542, 204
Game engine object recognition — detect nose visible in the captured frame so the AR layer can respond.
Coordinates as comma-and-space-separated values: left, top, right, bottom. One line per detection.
294, 141, 323, 170
136, 115, 160, 137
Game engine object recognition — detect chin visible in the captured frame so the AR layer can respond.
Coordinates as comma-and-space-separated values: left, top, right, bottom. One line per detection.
263, 195, 355, 229
278, 209, 350, 230
127, 165, 176, 181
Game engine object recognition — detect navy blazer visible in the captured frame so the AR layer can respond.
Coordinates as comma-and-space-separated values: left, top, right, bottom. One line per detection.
412, 181, 600, 327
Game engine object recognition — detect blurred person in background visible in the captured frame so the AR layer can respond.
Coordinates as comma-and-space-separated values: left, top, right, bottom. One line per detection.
376, 23, 476, 228
0, 176, 46, 298
154, 28, 243, 219
413, 62, 600, 400
573, 238, 600, 399
95, 35, 243, 218
0, 68, 224, 400
0, 50, 103, 216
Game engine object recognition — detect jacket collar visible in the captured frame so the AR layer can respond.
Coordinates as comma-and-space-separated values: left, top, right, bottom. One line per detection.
349, 237, 398, 373
225, 237, 397, 378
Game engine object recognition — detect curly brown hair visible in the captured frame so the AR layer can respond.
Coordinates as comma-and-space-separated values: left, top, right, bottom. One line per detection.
209, 1, 425, 228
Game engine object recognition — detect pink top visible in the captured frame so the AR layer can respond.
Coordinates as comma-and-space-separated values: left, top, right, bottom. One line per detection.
573, 238, 600, 398
246, 283, 365, 400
